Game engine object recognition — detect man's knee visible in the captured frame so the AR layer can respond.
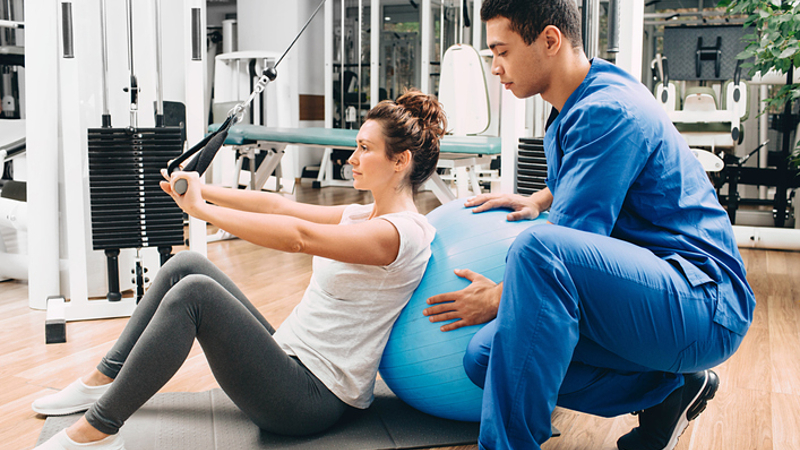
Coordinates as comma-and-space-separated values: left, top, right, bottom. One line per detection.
463, 339, 488, 389
463, 320, 497, 389
508, 225, 569, 263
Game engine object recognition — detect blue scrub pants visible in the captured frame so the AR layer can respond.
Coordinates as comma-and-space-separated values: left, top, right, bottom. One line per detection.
464, 225, 744, 450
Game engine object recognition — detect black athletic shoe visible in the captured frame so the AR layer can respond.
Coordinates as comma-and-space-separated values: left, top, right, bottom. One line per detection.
617, 370, 720, 450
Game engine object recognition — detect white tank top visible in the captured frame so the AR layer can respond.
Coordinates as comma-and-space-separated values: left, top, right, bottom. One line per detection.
273, 203, 435, 408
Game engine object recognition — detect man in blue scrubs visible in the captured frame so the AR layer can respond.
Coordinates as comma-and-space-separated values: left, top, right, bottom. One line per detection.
423, 1, 755, 449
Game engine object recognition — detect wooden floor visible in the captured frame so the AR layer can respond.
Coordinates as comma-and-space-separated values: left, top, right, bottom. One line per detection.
1, 184, 799, 450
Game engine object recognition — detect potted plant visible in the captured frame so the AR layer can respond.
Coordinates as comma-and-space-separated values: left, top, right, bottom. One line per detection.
718, 0, 800, 226
720, 0, 800, 168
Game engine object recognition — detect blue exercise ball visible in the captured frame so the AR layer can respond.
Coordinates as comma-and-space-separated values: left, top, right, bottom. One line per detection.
379, 198, 549, 422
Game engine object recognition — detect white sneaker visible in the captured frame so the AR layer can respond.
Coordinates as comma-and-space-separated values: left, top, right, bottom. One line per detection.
35, 429, 126, 450
32, 379, 112, 416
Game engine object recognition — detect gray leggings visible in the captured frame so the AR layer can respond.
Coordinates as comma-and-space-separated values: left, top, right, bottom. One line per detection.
85, 251, 350, 436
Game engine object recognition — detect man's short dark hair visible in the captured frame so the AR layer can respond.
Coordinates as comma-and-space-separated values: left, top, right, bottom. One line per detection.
481, 0, 583, 49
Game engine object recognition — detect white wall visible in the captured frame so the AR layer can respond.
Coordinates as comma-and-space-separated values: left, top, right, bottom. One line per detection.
237, 0, 326, 179
297, 1, 326, 99
297, 0, 327, 174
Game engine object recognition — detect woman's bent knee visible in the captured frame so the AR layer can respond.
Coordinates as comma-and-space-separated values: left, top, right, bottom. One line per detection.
158, 251, 216, 287
164, 250, 210, 272
161, 274, 219, 309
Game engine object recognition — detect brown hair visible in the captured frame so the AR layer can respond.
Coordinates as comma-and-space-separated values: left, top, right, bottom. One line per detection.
364, 89, 447, 193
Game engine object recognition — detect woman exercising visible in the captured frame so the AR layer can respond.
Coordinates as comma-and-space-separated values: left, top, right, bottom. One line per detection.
33, 89, 446, 450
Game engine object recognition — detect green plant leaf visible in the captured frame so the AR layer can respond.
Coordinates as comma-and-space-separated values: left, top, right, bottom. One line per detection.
737, 49, 755, 60
715, 0, 800, 171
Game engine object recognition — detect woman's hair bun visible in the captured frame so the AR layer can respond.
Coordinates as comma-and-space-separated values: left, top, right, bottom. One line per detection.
395, 89, 447, 145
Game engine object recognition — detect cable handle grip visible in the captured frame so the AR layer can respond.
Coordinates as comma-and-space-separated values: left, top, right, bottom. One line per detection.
167, 115, 235, 195
173, 130, 230, 194
173, 178, 189, 195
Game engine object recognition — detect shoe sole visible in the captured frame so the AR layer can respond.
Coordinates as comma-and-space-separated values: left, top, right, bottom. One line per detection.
662, 370, 720, 450
32, 403, 93, 416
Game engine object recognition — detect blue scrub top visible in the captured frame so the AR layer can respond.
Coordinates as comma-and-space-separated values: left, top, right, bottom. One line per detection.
544, 59, 755, 335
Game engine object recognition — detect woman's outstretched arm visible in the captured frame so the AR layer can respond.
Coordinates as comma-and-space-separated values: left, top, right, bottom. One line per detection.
163, 169, 347, 225
161, 172, 400, 266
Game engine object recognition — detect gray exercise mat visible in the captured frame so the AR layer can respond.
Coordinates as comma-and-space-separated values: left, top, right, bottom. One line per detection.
37, 379, 479, 449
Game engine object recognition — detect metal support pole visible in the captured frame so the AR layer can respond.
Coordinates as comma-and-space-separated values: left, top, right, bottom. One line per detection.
26, 0, 61, 309
775, 66, 793, 227
458, 0, 463, 44
357, 0, 362, 124
607, 0, 620, 53
184, 0, 207, 255
325, 0, 333, 127
99, 0, 111, 125
581, 0, 599, 59
154, 0, 165, 121
340, 0, 344, 126
421, 0, 431, 94
439, 3, 444, 63
370, 0, 379, 107
472, 0, 483, 50
759, 85, 768, 200
617, 0, 644, 82
0, 19, 24, 29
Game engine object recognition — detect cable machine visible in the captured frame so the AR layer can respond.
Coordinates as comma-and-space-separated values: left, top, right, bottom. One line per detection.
31, 0, 207, 342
